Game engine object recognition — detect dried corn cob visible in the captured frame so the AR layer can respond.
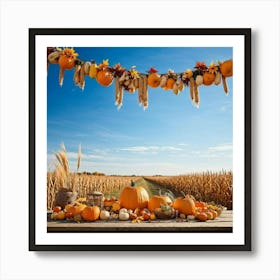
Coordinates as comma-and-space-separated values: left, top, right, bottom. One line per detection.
142, 75, 148, 109
194, 83, 200, 108
79, 64, 85, 90
189, 77, 195, 103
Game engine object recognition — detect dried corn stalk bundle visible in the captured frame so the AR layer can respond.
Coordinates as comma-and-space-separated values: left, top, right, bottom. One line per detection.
115, 76, 123, 109
222, 75, 228, 95
193, 83, 200, 108
73, 65, 81, 86
189, 77, 195, 104
73, 62, 87, 90
138, 75, 148, 110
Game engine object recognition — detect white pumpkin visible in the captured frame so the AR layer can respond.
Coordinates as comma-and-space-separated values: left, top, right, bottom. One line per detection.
119, 208, 128, 214
119, 212, 130, 221
100, 210, 110, 220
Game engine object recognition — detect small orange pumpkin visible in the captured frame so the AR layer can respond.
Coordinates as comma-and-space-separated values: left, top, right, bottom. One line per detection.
148, 189, 173, 212
58, 48, 78, 70
65, 212, 74, 219
119, 181, 149, 210
173, 194, 196, 215
81, 206, 100, 221
195, 201, 207, 208
220, 59, 233, 77
147, 68, 161, 88
196, 212, 208, 221
57, 211, 65, 220
96, 70, 114, 86
52, 206, 62, 213
205, 211, 214, 220
164, 78, 176, 90
68, 203, 86, 216
203, 72, 215, 86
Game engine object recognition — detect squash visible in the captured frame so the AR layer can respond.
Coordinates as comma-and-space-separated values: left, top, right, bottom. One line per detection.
57, 211, 65, 220
100, 210, 110, 220
219, 59, 233, 77
58, 48, 78, 70
203, 72, 215, 86
196, 212, 208, 221
119, 208, 128, 214
164, 78, 175, 90
119, 181, 149, 210
173, 194, 196, 215
119, 212, 130, 221
150, 213, 156, 220
68, 203, 86, 216
50, 212, 58, 220
89, 62, 98, 78
52, 206, 62, 213
81, 206, 100, 221
96, 70, 114, 86
147, 67, 161, 88
112, 201, 121, 212
148, 189, 173, 212
195, 201, 207, 208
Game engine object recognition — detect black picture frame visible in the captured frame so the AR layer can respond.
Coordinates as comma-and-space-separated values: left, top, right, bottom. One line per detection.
29, 28, 251, 251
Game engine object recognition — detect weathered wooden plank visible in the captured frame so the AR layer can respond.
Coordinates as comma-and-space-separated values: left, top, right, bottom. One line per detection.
47, 210, 232, 233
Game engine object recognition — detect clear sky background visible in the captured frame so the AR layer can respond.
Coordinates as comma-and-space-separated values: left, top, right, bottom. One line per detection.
47, 47, 233, 175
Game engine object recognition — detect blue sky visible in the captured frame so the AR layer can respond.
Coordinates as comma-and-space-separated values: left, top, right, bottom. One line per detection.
47, 47, 233, 175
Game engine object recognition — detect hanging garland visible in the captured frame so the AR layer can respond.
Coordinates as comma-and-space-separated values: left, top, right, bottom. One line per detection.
47, 47, 233, 109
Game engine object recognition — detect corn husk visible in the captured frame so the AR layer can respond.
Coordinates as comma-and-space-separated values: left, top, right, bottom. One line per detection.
115, 76, 123, 109
195, 75, 203, 86
222, 75, 228, 95
194, 83, 200, 108
189, 77, 195, 103
59, 68, 65, 87
214, 72, 222, 85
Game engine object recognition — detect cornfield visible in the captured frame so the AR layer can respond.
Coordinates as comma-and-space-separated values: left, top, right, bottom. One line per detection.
144, 171, 233, 210
47, 173, 140, 210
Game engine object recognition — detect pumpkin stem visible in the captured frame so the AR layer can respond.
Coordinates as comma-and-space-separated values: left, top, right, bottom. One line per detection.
180, 191, 186, 197
131, 180, 135, 187
158, 188, 162, 196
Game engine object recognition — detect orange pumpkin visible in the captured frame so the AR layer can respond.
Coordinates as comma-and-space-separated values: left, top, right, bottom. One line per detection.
67, 203, 86, 216
65, 212, 74, 219
173, 194, 196, 215
195, 201, 207, 208
148, 73, 161, 88
148, 190, 172, 212
220, 59, 233, 77
58, 48, 78, 70
52, 206, 62, 213
203, 72, 215, 86
164, 78, 175, 90
96, 70, 114, 86
205, 211, 214, 220
119, 181, 149, 210
81, 206, 100, 221
57, 211, 65, 220
196, 212, 208, 221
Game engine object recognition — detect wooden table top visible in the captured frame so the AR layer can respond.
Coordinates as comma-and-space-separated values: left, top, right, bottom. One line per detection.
47, 210, 232, 233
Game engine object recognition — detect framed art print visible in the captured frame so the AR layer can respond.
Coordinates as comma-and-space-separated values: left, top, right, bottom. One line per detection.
29, 28, 251, 251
